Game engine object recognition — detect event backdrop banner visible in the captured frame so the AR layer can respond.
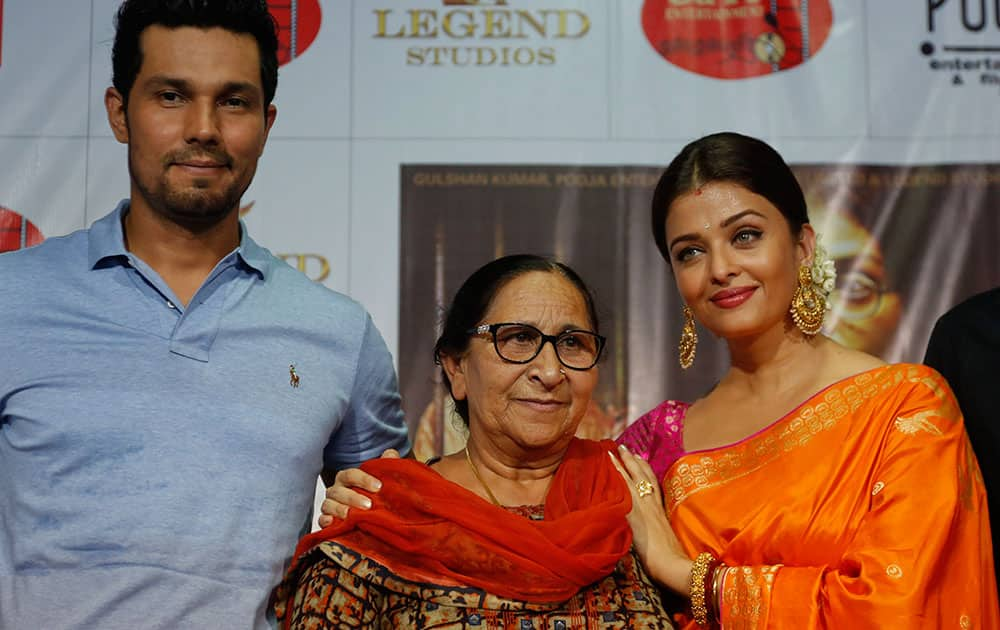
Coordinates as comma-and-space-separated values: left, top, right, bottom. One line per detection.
399, 163, 1000, 457
0, 0, 998, 462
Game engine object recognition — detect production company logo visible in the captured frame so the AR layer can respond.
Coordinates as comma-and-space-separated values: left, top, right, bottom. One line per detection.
373, 0, 592, 67
922, 0, 1000, 94
267, 0, 322, 66
0, 206, 44, 253
642, 0, 832, 79
239, 202, 330, 283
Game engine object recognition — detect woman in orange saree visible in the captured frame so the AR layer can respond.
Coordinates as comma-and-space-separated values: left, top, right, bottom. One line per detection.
611, 132, 999, 628
617, 363, 996, 628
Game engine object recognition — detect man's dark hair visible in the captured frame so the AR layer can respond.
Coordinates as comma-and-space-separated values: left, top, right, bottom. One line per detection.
112, 0, 279, 110
433, 255, 600, 425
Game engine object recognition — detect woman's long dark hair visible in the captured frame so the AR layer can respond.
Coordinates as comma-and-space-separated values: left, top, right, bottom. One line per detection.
651, 132, 810, 262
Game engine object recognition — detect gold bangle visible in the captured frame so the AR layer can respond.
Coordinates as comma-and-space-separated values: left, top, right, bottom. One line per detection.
711, 564, 727, 624
689, 552, 717, 627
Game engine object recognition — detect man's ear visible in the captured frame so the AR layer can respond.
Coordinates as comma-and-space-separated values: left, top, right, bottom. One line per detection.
105, 87, 130, 144
440, 353, 467, 402
262, 103, 277, 151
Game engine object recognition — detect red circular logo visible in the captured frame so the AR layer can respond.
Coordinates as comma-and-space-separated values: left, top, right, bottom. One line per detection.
0, 207, 44, 253
642, 0, 833, 79
268, 0, 323, 66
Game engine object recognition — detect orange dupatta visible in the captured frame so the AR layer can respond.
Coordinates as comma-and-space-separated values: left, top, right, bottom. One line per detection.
280, 437, 632, 611
664, 364, 999, 629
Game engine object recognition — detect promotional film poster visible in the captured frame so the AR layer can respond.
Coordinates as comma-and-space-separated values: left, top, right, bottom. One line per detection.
399, 164, 1000, 460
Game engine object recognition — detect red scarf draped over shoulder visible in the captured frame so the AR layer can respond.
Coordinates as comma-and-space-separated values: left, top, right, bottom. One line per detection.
286, 438, 633, 603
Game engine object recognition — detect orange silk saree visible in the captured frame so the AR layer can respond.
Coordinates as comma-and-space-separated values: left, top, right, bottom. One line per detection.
628, 364, 999, 628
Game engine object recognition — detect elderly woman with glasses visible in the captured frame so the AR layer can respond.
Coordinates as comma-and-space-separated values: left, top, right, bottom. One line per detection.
274, 254, 673, 629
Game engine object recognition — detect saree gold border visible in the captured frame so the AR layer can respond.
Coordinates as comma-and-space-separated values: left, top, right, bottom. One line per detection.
665, 365, 944, 511
914, 371, 961, 422
721, 564, 781, 630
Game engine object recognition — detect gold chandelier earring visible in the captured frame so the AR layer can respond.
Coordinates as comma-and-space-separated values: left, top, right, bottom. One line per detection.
679, 305, 697, 369
790, 264, 825, 336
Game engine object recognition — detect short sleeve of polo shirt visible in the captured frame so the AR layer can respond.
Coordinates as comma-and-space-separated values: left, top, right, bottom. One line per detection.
322, 314, 410, 472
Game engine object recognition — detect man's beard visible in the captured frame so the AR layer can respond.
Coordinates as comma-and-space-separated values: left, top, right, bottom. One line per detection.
130, 146, 248, 232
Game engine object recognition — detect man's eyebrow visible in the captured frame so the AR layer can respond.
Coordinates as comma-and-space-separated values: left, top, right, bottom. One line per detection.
142, 76, 260, 97
220, 81, 260, 95
143, 75, 191, 91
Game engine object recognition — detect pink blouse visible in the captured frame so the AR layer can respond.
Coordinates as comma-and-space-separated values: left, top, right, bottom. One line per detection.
615, 400, 689, 481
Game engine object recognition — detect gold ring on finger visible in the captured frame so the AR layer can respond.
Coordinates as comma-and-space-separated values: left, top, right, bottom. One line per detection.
635, 479, 654, 498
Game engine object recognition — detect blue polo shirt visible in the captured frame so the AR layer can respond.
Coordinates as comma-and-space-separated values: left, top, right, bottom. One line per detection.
0, 202, 410, 629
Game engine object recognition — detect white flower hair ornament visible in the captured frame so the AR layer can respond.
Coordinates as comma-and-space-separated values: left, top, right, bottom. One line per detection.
810, 234, 837, 311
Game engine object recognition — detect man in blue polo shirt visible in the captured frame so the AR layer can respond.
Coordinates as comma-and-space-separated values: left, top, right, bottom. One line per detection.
0, 1, 409, 628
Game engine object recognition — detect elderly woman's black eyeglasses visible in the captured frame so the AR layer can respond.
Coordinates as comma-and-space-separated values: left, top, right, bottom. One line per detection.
467, 322, 605, 371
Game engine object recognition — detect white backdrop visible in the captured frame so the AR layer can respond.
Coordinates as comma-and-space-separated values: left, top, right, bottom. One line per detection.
3, 0, 999, 349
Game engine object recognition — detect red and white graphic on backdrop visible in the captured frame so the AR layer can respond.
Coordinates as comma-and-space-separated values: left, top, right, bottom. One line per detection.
267, 0, 322, 66
0, 207, 44, 253
642, 0, 832, 79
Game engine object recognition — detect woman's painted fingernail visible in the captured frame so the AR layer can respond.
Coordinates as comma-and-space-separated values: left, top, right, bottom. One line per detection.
362, 497, 372, 509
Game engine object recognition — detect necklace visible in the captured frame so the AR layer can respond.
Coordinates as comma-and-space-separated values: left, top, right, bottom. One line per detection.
465, 446, 502, 506
463, 445, 556, 508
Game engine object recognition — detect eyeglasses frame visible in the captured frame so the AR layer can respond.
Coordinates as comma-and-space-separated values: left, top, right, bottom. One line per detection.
466, 322, 606, 371
829, 268, 894, 320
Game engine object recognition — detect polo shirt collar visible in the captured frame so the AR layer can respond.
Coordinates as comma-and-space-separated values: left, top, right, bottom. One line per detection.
88, 200, 272, 279
235, 222, 272, 279
87, 200, 130, 268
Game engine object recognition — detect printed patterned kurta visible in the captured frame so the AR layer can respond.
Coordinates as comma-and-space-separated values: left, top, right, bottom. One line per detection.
280, 505, 673, 629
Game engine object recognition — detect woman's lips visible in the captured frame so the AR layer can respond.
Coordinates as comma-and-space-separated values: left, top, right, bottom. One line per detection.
516, 398, 568, 411
710, 286, 757, 309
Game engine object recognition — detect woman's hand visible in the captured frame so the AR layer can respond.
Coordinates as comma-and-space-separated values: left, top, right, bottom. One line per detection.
317, 448, 399, 528
610, 444, 694, 596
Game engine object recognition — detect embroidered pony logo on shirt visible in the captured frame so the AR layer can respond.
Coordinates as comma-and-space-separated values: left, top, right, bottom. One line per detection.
289, 364, 301, 388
